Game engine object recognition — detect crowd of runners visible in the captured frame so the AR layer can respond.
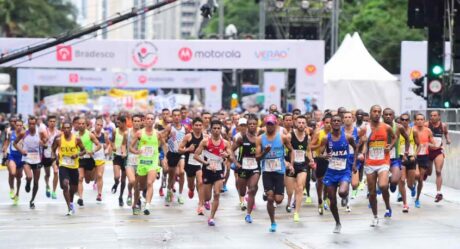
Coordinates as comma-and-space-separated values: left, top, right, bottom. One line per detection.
0, 105, 451, 233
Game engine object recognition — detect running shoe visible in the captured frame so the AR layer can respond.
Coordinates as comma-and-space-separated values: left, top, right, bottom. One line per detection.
293, 212, 300, 223
144, 203, 151, 215
351, 190, 358, 199
13, 195, 19, 206
324, 199, 330, 211
318, 205, 324, 215
262, 192, 267, 201
402, 205, 409, 213
415, 199, 421, 208
119, 197, 124, 207
358, 182, 365, 191
389, 183, 397, 193
9, 190, 15, 199
132, 207, 140, 215
96, 194, 102, 202
77, 198, 84, 207
245, 214, 253, 224
384, 209, 392, 218
159, 188, 164, 197
303, 189, 307, 196
66, 209, 73, 216
188, 189, 194, 199
111, 183, 118, 194
240, 202, 247, 211
165, 190, 173, 204
410, 185, 416, 198
305, 196, 312, 204
25, 181, 31, 193
376, 186, 382, 195
46, 187, 51, 198
269, 223, 277, 232
291, 200, 296, 209
285, 205, 292, 213
208, 218, 215, 226
346, 205, 351, 212
333, 224, 342, 234
70, 203, 75, 215
51, 192, 57, 200
341, 197, 348, 207
92, 183, 97, 191
371, 217, 379, 227
178, 195, 185, 205
397, 192, 402, 202
29, 201, 35, 209
204, 201, 211, 210
435, 193, 443, 203
127, 196, 132, 206
197, 207, 204, 216
221, 185, 228, 193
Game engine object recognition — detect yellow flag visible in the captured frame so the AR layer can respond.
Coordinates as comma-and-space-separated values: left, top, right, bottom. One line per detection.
108, 88, 148, 100
63, 92, 88, 105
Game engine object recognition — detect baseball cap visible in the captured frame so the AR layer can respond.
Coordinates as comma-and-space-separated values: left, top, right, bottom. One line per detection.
264, 114, 277, 125
238, 118, 247, 125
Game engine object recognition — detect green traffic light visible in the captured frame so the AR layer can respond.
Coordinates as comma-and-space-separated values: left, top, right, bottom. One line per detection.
444, 101, 450, 108
432, 65, 443, 76
231, 93, 238, 99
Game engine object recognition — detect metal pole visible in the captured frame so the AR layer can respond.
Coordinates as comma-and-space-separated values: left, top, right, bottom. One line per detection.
258, 0, 266, 93
330, 0, 339, 57
218, 0, 224, 39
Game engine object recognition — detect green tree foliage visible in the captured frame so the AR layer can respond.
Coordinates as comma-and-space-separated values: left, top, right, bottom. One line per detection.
0, 0, 78, 37
340, 0, 425, 73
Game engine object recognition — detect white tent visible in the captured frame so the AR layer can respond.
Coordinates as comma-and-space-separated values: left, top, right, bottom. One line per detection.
324, 32, 400, 113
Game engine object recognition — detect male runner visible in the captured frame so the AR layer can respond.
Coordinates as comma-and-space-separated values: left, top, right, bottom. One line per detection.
111, 115, 128, 206
93, 116, 111, 202
40, 115, 60, 199
6, 119, 23, 204
3, 117, 17, 200
125, 114, 142, 207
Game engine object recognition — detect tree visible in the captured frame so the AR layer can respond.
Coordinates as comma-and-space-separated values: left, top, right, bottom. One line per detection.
339, 0, 425, 73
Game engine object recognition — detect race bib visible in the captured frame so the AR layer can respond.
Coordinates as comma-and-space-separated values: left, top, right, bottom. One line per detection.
27, 152, 41, 164
242, 157, 257, 170
369, 147, 385, 160
207, 159, 222, 171
93, 149, 105, 160
62, 156, 75, 166
188, 154, 202, 166
142, 146, 154, 157
390, 147, 396, 159
434, 137, 442, 147
418, 144, 428, 155
128, 154, 138, 165
409, 145, 415, 155
329, 157, 347, 170
43, 148, 52, 158
294, 150, 306, 163
264, 158, 282, 172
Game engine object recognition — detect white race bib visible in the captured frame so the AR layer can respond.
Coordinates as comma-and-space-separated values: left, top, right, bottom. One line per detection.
369, 147, 385, 160
329, 157, 347, 170
128, 154, 138, 165
26, 152, 41, 164
207, 159, 223, 171
264, 158, 282, 172
93, 148, 105, 160
434, 137, 442, 147
390, 147, 396, 159
142, 146, 154, 157
188, 154, 202, 166
242, 157, 258, 170
418, 144, 428, 155
62, 156, 75, 166
294, 150, 306, 163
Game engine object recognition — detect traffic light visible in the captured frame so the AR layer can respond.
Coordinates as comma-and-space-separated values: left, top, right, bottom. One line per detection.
231, 93, 238, 99
412, 75, 426, 99
230, 92, 238, 109
431, 65, 444, 76
443, 100, 450, 108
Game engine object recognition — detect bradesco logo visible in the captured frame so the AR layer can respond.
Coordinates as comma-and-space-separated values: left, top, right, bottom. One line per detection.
255, 49, 289, 61
57, 45, 73, 61
178, 47, 241, 62
132, 41, 159, 68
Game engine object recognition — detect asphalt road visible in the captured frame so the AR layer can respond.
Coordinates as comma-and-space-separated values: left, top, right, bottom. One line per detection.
0, 164, 459, 249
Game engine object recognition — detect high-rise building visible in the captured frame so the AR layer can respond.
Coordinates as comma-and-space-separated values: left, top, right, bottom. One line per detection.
69, 0, 206, 40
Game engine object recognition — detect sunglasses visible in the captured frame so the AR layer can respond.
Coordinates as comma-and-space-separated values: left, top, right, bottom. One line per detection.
400, 118, 409, 121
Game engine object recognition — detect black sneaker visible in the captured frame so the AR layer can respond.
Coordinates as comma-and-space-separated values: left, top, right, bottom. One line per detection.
77, 198, 84, 207
111, 183, 118, 194
119, 197, 124, 207
29, 201, 35, 209
25, 181, 31, 193
435, 193, 443, 203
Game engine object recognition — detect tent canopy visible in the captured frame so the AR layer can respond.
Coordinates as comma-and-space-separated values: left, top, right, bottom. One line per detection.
324, 32, 400, 113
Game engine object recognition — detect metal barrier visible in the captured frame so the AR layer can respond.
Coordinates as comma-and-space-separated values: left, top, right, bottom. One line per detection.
426, 131, 460, 190
410, 108, 460, 131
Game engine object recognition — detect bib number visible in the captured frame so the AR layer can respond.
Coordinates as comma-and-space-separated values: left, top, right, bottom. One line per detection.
142, 146, 154, 157
294, 150, 306, 163
242, 157, 257, 170
27, 152, 41, 164
62, 156, 75, 166
44, 148, 52, 158
264, 158, 282, 172
418, 144, 428, 155
128, 154, 138, 165
207, 159, 222, 171
188, 154, 202, 166
434, 137, 442, 147
329, 158, 347, 170
369, 147, 385, 160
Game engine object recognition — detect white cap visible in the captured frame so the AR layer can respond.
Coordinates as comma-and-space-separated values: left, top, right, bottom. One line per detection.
238, 118, 247, 125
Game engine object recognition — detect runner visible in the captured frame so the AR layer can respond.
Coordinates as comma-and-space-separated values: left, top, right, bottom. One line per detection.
256, 114, 294, 232
231, 118, 248, 210
111, 115, 128, 207
14, 116, 46, 209
414, 113, 438, 208
362, 105, 396, 226
6, 119, 23, 204
232, 114, 261, 223
75, 117, 101, 207
194, 119, 234, 226
129, 113, 167, 215
3, 116, 17, 200
426, 110, 451, 202
52, 121, 86, 215
163, 109, 187, 205
285, 115, 314, 222
125, 114, 142, 207
92, 116, 111, 202
179, 117, 205, 215
321, 115, 358, 233
40, 115, 60, 200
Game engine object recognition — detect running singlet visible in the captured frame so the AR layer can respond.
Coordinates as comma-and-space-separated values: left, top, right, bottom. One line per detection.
327, 132, 350, 171
399, 128, 415, 156
313, 129, 327, 157
290, 131, 308, 164
93, 132, 105, 161
79, 130, 93, 158
167, 125, 186, 153
389, 123, 400, 159
9, 131, 22, 157
22, 130, 41, 164
428, 122, 444, 149
43, 128, 59, 159
113, 128, 125, 156
365, 123, 390, 166
59, 134, 79, 169
261, 132, 286, 174
417, 128, 430, 156
185, 133, 203, 166
203, 138, 225, 171
127, 129, 138, 166
137, 129, 159, 167
238, 134, 258, 170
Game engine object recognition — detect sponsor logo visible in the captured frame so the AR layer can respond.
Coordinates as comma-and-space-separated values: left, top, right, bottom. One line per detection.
69, 73, 79, 83
138, 75, 147, 84
178, 47, 193, 62
57, 45, 73, 61
177, 47, 241, 62
410, 70, 422, 80
132, 41, 159, 68
255, 49, 289, 61
113, 73, 128, 87
305, 64, 317, 76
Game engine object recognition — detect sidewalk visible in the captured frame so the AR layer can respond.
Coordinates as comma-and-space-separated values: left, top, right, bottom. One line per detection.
423, 181, 460, 205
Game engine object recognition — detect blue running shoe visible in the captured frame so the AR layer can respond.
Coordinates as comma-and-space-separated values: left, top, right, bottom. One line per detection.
221, 185, 228, 193
410, 185, 416, 198
384, 209, 392, 218
269, 223, 277, 232
415, 199, 421, 208
376, 186, 382, 195
245, 214, 253, 224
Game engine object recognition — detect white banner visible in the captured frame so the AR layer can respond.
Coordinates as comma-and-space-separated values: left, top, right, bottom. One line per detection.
1, 38, 324, 111
263, 72, 285, 110
17, 69, 222, 116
